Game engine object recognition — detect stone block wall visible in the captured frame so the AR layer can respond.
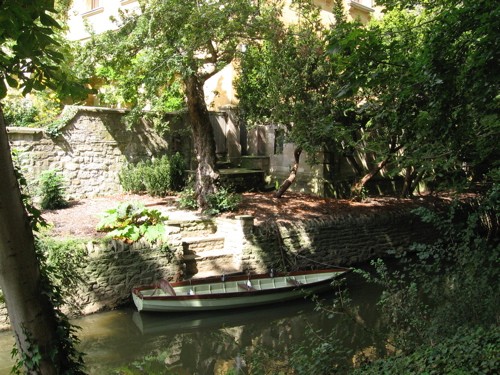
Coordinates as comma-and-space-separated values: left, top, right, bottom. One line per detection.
77, 239, 180, 315
7, 106, 170, 199
241, 206, 437, 272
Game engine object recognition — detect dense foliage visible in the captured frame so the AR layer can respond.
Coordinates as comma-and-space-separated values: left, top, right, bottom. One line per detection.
237, 0, 351, 155
353, 326, 499, 375
0, 1, 87, 102
96, 201, 168, 244
37, 169, 69, 210
2, 98, 39, 127
119, 153, 186, 196
237, 0, 499, 197
331, 0, 498, 195
351, 189, 499, 373
178, 183, 242, 215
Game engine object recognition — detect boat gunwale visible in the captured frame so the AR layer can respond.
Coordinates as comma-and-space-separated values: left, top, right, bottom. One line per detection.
132, 268, 349, 302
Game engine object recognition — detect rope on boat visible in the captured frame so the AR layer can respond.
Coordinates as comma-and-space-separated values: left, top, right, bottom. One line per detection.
292, 251, 347, 270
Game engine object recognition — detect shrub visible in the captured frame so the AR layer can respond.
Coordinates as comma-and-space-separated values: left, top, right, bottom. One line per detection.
177, 185, 199, 210
119, 153, 186, 197
2, 98, 39, 127
205, 186, 242, 215
37, 169, 69, 210
119, 161, 147, 193
96, 201, 168, 244
353, 326, 500, 375
178, 184, 242, 215
169, 152, 187, 191
353, 188, 499, 372
36, 237, 87, 312
143, 156, 171, 197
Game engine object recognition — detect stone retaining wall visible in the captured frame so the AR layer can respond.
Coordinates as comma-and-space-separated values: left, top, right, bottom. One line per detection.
0, 205, 437, 331
241, 207, 437, 273
0, 238, 180, 331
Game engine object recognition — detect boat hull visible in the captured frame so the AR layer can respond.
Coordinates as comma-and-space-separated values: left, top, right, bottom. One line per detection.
132, 268, 348, 313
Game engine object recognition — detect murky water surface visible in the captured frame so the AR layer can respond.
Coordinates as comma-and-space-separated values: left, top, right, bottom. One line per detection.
0, 274, 382, 374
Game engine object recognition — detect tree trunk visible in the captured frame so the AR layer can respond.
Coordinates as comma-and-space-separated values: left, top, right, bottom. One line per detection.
351, 144, 402, 200
0, 107, 62, 374
184, 74, 219, 210
346, 154, 363, 176
401, 166, 418, 198
275, 147, 302, 198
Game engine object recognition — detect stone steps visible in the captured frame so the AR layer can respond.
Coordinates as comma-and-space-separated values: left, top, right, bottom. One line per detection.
183, 248, 234, 261
180, 232, 241, 278
182, 235, 225, 254
167, 219, 217, 237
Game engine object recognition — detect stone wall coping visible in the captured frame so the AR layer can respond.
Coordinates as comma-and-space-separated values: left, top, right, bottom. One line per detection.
6, 127, 45, 135
236, 215, 255, 220
72, 105, 131, 114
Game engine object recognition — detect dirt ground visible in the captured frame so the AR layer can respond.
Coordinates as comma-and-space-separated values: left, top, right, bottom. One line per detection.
41, 191, 436, 239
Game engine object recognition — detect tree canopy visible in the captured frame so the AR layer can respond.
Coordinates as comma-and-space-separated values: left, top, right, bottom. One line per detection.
331, 0, 500, 194
0, 0, 86, 101
75, 0, 283, 208
237, 0, 499, 197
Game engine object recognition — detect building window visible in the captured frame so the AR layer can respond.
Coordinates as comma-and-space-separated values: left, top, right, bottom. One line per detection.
82, 0, 103, 17
349, 0, 374, 11
87, 0, 100, 11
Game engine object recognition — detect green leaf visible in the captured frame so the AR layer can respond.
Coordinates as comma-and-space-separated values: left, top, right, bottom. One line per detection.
143, 224, 166, 243
39, 13, 61, 29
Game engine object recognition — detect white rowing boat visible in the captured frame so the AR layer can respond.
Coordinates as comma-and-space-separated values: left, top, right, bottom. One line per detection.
132, 268, 349, 312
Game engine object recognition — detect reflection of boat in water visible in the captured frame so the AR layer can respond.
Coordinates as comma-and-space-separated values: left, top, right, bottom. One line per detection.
132, 296, 323, 335
132, 268, 349, 312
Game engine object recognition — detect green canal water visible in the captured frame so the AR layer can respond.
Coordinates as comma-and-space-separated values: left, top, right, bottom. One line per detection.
0, 273, 383, 374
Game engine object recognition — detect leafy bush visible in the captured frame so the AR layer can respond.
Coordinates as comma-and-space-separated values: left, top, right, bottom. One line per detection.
169, 152, 187, 191
2, 98, 39, 127
352, 187, 499, 372
143, 156, 172, 197
205, 186, 242, 215
36, 238, 87, 313
11, 149, 47, 229
119, 153, 186, 197
119, 161, 147, 193
177, 185, 199, 210
177, 184, 242, 215
37, 169, 69, 210
353, 326, 500, 375
96, 202, 168, 243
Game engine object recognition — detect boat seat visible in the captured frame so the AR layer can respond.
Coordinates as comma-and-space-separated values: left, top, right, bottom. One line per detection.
286, 278, 303, 287
238, 283, 256, 292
